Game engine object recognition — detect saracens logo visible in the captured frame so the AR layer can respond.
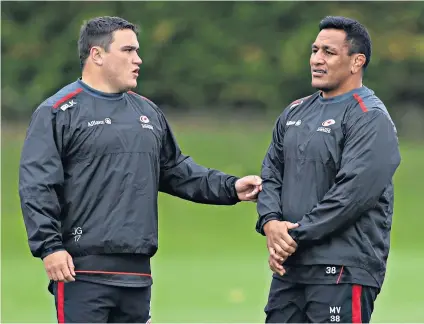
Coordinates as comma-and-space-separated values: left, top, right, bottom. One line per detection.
140, 115, 150, 124
140, 115, 153, 130
322, 119, 336, 127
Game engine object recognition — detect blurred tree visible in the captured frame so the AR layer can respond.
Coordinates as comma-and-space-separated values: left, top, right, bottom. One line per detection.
1, 1, 423, 132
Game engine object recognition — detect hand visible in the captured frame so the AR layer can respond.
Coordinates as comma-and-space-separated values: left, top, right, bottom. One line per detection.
235, 175, 262, 201
264, 220, 299, 262
43, 250, 76, 282
269, 254, 286, 276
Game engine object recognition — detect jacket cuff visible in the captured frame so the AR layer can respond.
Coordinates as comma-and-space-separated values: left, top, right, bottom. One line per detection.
41, 244, 65, 260
256, 213, 281, 236
229, 176, 241, 203
288, 223, 304, 247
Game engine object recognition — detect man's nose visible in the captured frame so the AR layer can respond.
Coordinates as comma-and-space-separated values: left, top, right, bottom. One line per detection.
134, 54, 142, 65
311, 51, 325, 66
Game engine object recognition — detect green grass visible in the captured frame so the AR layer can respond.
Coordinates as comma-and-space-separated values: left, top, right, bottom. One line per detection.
2, 121, 424, 323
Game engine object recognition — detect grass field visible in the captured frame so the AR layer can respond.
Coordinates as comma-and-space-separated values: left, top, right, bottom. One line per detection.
2, 120, 424, 323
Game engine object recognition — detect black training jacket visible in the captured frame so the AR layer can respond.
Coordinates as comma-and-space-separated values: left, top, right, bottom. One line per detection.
19, 79, 240, 282
256, 86, 401, 286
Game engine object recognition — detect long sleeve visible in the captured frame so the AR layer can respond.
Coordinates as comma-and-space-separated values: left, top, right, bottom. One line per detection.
256, 114, 287, 235
289, 109, 401, 244
158, 114, 239, 205
19, 106, 66, 258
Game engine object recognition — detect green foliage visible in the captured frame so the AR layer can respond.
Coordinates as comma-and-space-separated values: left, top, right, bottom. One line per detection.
1, 122, 424, 322
2, 2, 423, 122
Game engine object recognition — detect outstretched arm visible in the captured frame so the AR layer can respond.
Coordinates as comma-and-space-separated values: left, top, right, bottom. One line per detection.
159, 114, 261, 204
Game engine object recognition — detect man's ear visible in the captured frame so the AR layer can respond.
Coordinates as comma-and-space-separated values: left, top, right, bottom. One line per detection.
351, 54, 366, 74
89, 46, 104, 66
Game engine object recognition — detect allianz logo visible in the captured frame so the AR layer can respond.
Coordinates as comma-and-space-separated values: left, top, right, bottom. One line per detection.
88, 118, 112, 127
286, 120, 302, 126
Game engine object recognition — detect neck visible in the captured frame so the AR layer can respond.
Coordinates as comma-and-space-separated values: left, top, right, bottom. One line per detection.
81, 67, 120, 94
321, 78, 363, 99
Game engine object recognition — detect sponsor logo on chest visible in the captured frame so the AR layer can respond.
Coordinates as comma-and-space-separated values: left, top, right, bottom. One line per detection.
88, 118, 112, 127
286, 120, 302, 126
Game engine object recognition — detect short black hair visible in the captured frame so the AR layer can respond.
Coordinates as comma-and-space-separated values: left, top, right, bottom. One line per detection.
319, 16, 372, 70
78, 16, 139, 68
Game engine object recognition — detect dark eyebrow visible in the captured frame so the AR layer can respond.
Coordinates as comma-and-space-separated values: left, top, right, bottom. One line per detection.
120, 45, 139, 51
311, 44, 338, 52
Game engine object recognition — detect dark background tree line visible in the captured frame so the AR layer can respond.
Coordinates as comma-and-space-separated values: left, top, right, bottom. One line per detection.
2, 1, 423, 138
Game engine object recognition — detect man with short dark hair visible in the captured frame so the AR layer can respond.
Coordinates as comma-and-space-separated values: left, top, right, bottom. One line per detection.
256, 16, 401, 323
19, 16, 262, 323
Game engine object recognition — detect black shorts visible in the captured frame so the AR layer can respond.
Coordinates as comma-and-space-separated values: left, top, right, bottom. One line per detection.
265, 277, 379, 323
51, 280, 151, 323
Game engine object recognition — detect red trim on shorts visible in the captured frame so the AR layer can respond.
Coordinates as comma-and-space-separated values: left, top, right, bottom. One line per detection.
75, 270, 152, 277
57, 281, 65, 323
353, 93, 368, 112
53, 88, 83, 109
352, 284, 362, 323
336, 265, 344, 284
